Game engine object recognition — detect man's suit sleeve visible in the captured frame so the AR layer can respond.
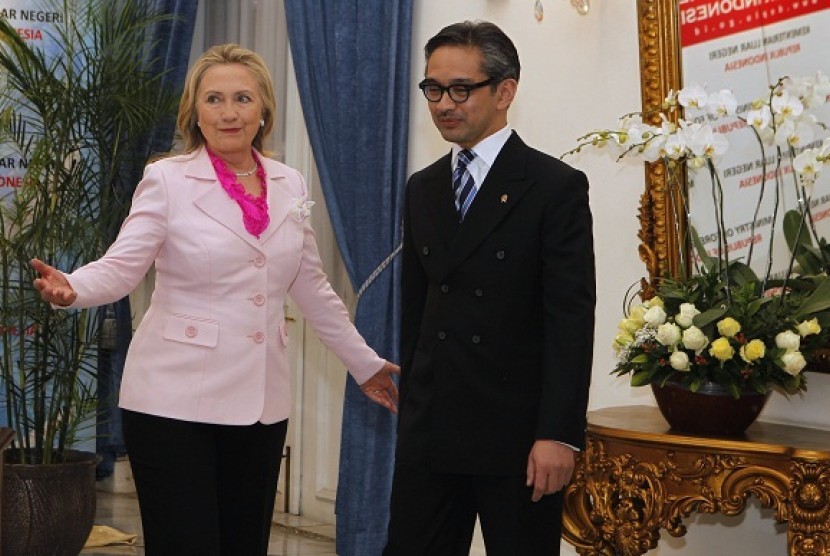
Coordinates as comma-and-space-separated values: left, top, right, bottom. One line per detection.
537, 166, 595, 449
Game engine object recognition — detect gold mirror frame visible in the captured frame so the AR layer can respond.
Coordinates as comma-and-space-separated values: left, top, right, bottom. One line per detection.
636, 0, 684, 287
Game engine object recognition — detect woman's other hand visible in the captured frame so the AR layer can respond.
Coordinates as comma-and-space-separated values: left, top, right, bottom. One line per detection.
31, 258, 77, 306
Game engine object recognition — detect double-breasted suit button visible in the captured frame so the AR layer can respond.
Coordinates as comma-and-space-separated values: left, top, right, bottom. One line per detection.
252, 331, 265, 343
252, 255, 266, 267
185, 325, 198, 338
440, 284, 449, 293
422, 246, 430, 256
252, 294, 266, 306
471, 335, 481, 344
474, 288, 484, 297
495, 250, 506, 260
437, 331, 447, 340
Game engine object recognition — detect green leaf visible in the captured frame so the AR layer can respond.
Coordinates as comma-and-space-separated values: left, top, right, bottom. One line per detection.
691, 227, 717, 272
794, 277, 830, 319
694, 305, 729, 328
631, 371, 653, 387
784, 209, 827, 275
630, 354, 650, 364
727, 261, 760, 285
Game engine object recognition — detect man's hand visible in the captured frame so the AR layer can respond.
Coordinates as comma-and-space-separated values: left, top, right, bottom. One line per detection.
360, 361, 400, 414
526, 440, 575, 502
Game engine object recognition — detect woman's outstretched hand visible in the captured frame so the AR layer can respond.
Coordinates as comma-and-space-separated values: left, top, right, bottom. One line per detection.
361, 361, 400, 414
31, 258, 77, 307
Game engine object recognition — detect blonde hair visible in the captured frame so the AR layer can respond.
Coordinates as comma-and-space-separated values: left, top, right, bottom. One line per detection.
177, 44, 276, 153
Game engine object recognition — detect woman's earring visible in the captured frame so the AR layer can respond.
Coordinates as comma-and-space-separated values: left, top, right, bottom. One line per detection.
260, 119, 265, 127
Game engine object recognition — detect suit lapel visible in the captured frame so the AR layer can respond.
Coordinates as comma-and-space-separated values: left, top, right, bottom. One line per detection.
422, 152, 461, 249
444, 133, 534, 276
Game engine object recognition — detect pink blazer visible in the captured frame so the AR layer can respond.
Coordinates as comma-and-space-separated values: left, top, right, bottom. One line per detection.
64, 148, 384, 425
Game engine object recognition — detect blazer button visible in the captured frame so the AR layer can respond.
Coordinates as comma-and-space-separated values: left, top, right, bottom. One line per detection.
474, 288, 484, 297
495, 250, 506, 260
185, 326, 198, 338
422, 246, 430, 256
471, 335, 481, 344
252, 331, 265, 343
440, 284, 449, 293
437, 331, 447, 340
253, 294, 266, 306
253, 255, 266, 267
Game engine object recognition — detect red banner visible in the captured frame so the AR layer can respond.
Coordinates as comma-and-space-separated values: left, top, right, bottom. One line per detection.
680, 0, 830, 47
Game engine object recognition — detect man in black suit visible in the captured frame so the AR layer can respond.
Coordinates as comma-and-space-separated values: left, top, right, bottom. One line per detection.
384, 21, 595, 556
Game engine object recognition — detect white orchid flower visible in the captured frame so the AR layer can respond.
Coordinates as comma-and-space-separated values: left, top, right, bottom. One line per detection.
662, 132, 688, 160
707, 89, 737, 117
687, 123, 728, 161
793, 149, 821, 182
678, 83, 708, 109
747, 105, 771, 131
774, 119, 814, 148
811, 71, 830, 104
771, 90, 804, 119
795, 71, 830, 108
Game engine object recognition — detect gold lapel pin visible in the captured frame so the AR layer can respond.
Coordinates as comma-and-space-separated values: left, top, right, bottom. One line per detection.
500, 194, 508, 203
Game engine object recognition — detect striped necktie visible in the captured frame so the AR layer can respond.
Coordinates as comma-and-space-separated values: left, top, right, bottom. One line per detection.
453, 149, 477, 220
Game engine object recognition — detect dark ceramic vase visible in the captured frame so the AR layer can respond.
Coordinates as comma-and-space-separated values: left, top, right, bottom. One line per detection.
651, 380, 771, 436
2, 450, 100, 556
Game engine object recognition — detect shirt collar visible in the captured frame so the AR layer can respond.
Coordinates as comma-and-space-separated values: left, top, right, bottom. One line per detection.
452, 125, 512, 169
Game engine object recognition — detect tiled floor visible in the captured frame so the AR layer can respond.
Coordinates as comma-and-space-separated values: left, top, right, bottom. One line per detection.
80, 490, 337, 556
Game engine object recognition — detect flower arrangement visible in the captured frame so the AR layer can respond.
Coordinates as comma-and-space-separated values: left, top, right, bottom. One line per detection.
568, 73, 830, 398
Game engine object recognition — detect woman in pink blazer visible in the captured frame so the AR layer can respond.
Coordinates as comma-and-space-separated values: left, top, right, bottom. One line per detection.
32, 44, 398, 555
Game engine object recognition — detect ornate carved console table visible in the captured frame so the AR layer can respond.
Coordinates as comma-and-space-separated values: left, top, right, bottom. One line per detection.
562, 406, 830, 555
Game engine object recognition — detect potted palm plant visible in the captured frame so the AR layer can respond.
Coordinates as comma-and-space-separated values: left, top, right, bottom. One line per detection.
0, 1, 179, 553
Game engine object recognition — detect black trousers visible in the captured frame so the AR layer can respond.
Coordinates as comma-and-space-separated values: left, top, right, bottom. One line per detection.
383, 461, 564, 556
122, 410, 288, 556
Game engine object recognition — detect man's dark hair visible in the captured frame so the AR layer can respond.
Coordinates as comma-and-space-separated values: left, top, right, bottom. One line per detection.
424, 20, 521, 84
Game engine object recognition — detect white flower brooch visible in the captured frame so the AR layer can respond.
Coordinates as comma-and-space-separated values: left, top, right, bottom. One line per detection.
289, 198, 315, 222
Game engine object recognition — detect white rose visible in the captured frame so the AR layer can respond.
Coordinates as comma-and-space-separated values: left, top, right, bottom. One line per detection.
780, 350, 807, 376
643, 306, 667, 327
675, 303, 700, 328
669, 350, 691, 371
775, 330, 801, 351
682, 326, 708, 352
656, 323, 681, 346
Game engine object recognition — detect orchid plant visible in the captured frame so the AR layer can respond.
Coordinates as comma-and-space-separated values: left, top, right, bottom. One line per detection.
567, 73, 830, 397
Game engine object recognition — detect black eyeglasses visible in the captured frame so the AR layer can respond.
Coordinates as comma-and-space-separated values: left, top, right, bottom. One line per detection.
418, 78, 496, 103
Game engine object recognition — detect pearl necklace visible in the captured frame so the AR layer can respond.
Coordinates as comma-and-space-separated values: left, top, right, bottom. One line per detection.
233, 164, 258, 177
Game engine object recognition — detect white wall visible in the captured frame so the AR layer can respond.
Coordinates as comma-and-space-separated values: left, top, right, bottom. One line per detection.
409, 2, 830, 555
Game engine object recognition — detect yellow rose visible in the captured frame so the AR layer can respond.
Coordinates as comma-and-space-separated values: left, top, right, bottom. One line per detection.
709, 337, 735, 361
612, 332, 634, 353
717, 317, 741, 338
628, 305, 647, 326
645, 296, 664, 309
619, 318, 641, 335
739, 339, 766, 363
797, 318, 821, 337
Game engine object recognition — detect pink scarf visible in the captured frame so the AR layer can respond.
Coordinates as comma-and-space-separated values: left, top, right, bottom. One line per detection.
207, 148, 270, 238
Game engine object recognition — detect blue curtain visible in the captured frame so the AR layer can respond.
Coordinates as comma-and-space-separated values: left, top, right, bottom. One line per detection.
96, 0, 198, 478
284, 2, 412, 554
